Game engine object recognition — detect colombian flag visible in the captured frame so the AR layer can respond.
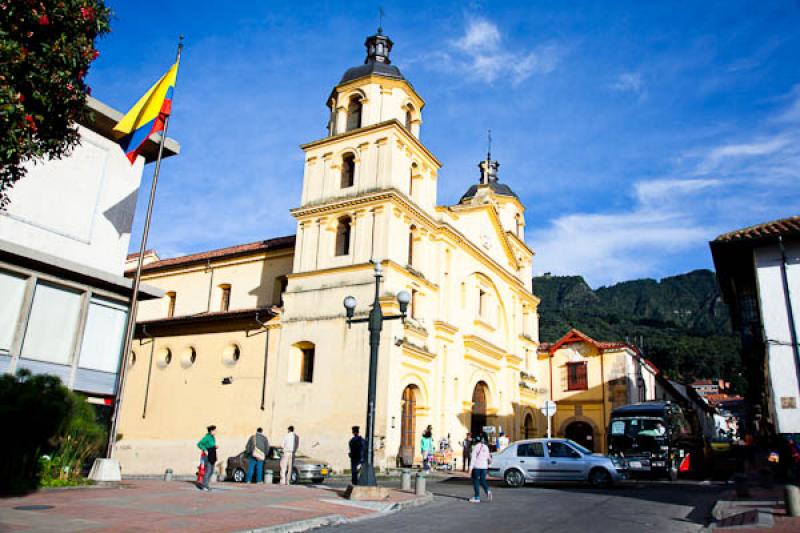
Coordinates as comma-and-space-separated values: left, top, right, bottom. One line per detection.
113, 60, 179, 164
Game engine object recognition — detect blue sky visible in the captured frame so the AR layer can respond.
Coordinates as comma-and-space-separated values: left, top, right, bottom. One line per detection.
88, 1, 800, 287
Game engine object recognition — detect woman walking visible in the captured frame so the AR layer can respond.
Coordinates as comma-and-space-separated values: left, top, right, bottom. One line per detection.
420, 426, 434, 472
197, 425, 217, 491
469, 433, 492, 503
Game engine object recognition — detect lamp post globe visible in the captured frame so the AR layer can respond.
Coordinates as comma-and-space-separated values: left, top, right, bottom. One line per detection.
343, 296, 357, 319
396, 290, 410, 315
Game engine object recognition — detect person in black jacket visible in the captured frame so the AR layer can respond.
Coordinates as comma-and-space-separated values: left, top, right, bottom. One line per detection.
348, 426, 366, 485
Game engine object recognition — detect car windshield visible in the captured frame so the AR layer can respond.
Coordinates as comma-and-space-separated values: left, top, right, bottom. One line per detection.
610, 417, 666, 439
566, 440, 592, 455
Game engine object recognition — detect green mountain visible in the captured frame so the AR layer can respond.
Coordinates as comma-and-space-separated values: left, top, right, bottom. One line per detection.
534, 269, 744, 391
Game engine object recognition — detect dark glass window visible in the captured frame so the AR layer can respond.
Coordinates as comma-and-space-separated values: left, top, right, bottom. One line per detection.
517, 442, 544, 457
301, 347, 314, 383
566, 362, 588, 391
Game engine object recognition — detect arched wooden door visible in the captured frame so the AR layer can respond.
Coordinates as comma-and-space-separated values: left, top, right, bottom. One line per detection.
470, 382, 489, 437
399, 386, 417, 467
524, 414, 534, 439
565, 421, 595, 451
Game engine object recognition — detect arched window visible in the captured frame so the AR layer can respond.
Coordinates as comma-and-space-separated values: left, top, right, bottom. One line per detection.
341, 153, 355, 188
515, 213, 522, 237
404, 103, 415, 131
335, 216, 352, 256
409, 163, 418, 198
346, 95, 363, 131
407, 225, 416, 266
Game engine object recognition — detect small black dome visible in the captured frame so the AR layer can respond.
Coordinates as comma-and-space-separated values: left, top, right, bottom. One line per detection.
459, 157, 518, 203
339, 30, 406, 84
459, 182, 519, 203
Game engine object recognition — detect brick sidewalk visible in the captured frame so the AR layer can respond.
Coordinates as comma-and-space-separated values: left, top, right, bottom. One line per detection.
0, 480, 429, 532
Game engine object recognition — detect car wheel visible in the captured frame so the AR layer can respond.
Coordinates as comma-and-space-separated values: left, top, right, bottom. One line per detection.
504, 469, 525, 488
291, 469, 299, 484
233, 468, 246, 483
588, 468, 612, 488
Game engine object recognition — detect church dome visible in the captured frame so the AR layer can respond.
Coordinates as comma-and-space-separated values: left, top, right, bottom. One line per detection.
459, 156, 519, 203
339, 29, 406, 84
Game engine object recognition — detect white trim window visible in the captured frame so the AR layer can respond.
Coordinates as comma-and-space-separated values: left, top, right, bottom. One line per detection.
21, 282, 82, 365
0, 270, 27, 353
78, 297, 128, 373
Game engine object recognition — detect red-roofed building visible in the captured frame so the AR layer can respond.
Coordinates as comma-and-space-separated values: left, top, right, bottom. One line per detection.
534, 329, 661, 452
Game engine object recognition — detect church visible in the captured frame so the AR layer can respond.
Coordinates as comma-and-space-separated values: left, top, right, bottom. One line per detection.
113, 29, 543, 475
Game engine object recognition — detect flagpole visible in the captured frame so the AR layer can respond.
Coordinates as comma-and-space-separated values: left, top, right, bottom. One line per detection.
107, 37, 184, 457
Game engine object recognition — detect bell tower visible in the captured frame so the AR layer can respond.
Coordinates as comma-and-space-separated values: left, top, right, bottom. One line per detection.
291, 29, 441, 275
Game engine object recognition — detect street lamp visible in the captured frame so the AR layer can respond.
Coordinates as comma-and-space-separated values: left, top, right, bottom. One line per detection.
343, 261, 410, 487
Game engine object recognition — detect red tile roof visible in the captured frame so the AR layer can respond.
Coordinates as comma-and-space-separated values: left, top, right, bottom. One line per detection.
537, 328, 636, 354
132, 235, 295, 273
713, 215, 800, 243
127, 249, 157, 260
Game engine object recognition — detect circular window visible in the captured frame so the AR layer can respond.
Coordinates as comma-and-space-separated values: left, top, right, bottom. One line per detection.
156, 348, 172, 368
181, 347, 197, 368
223, 344, 241, 366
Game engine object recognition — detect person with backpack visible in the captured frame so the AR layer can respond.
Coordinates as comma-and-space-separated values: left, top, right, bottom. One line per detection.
245, 427, 269, 483
197, 425, 217, 491
469, 433, 492, 503
348, 426, 366, 485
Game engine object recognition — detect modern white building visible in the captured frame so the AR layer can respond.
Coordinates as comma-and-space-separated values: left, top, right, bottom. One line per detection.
711, 216, 800, 434
0, 96, 178, 409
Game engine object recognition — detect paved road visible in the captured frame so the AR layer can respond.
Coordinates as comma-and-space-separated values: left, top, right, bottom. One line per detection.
324, 477, 726, 532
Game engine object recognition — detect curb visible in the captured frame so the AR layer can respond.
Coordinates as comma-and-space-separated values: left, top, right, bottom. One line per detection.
234, 493, 434, 533
236, 514, 346, 533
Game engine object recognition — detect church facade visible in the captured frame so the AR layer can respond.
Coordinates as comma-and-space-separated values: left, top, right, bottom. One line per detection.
113, 30, 542, 475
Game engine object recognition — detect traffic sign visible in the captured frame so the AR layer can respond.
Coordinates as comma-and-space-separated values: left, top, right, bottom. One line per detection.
540, 400, 557, 417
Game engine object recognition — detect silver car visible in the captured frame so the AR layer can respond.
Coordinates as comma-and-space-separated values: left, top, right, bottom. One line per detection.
487, 438, 626, 488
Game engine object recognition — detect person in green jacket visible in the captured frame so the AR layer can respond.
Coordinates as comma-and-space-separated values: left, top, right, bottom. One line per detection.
197, 425, 217, 491
420, 425, 434, 471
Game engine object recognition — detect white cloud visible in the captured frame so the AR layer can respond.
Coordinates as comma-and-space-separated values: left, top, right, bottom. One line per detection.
426, 16, 561, 85
700, 136, 790, 172
529, 84, 800, 286
634, 178, 721, 208
611, 72, 643, 94
530, 179, 722, 285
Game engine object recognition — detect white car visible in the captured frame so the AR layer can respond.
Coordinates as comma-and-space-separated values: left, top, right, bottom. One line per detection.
487, 438, 626, 488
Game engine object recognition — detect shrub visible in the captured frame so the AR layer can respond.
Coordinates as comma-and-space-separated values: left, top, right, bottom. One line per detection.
0, 369, 106, 493
0, 370, 72, 493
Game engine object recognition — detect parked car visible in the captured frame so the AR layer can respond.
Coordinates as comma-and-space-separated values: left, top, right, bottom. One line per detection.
487, 438, 625, 488
607, 401, 704, 480
226, 446, 330, 484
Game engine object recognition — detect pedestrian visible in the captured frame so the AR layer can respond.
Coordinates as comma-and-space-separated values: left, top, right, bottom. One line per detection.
497, 431, 509, 451
439, 433, 451, 452
348, 425, 366, 485
469, 433, 492, 503
280, 425, 299, 485
197, 424, 217, 491
245, 427, 268, 483
462, 432, 473, 472
420, 426, 434, 471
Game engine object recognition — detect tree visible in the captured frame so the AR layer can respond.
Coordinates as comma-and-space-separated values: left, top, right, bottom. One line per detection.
0, 0, 111, 208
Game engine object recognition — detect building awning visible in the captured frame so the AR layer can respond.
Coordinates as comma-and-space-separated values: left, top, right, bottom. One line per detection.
0, 239, 161, 300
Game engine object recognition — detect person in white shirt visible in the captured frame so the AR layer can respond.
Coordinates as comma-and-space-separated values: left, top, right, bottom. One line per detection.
280, 425, 300, 485
469, 433, 493, 503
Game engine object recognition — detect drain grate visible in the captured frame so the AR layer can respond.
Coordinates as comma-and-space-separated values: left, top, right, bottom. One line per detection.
14, 504, 54, 511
